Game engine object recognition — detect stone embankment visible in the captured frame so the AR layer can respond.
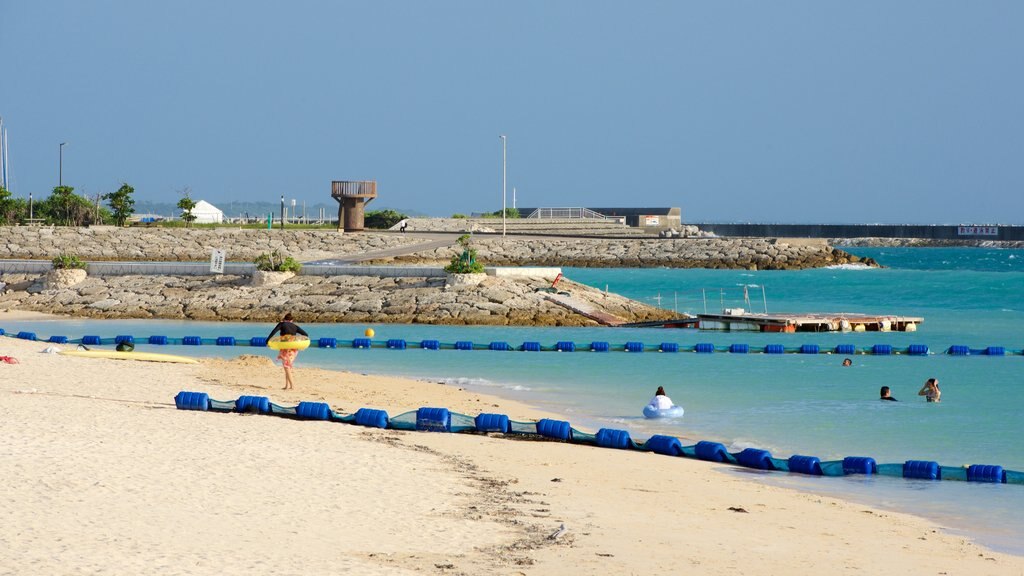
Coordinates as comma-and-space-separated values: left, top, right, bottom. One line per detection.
0, 226, 874, 269
0, 272, 677, 326
832, 238, 1024, 249
0, 227, 423, 262
378, 237, 874, 270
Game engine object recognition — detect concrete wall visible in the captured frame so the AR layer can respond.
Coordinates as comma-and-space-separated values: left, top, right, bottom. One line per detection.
695, 223, 1024, 241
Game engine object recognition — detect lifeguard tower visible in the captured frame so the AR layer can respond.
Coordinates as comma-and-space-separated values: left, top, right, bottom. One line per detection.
331, 180, 377, 232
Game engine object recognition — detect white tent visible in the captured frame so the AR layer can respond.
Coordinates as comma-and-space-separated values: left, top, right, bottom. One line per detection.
192, 200, 224, 224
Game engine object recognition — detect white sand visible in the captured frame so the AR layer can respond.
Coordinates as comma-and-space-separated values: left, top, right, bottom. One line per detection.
1, 332, 1021, 575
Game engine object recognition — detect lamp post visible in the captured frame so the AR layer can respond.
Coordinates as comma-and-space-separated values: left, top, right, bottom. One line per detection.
29, 192, 33, 220
499, 134, 506, 237
59, 142, 66, 187
280, 195, 285, 230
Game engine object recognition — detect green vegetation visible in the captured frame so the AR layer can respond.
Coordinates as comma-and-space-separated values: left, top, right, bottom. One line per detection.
51, 253, 87, 270
364, 209, 407, 229
444, 234, 485, 274
254, 250, 302, 273
39, 186, 108, 226
104, 183, 136, 227
0, 185, 27, 224
480, 208, 519, 219
451, 213, 467, 219
177, 188, 197, 228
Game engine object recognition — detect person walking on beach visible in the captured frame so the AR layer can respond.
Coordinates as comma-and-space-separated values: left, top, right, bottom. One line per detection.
917, 378, 941, 403
267, 312, 308, 390
879, 386, 897, 401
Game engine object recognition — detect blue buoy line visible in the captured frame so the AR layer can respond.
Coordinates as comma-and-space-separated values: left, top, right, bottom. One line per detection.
3, 329, 1021, 356
173, 391, 1022, 486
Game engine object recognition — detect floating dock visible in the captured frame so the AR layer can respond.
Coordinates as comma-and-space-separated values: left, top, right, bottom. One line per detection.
697, 310, 921, 332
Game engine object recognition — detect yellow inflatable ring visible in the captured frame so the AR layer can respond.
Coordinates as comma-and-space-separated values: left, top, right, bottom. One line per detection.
267, 336, 310, 351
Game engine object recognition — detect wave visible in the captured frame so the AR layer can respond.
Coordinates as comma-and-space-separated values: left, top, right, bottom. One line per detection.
824, 263, 876, 270
433, 375, 531, 392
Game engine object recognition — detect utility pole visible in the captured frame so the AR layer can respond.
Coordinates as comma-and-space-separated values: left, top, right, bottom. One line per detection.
499, 134, 507, 237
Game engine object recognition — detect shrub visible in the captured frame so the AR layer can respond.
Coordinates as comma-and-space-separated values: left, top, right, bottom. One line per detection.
451, 213, 467, 219
52, 253, 87, 270
254, 251, 302, 273
444, 234, 484, 274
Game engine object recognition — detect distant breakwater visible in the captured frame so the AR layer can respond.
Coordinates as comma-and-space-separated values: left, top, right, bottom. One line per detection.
0, 227, 873, 270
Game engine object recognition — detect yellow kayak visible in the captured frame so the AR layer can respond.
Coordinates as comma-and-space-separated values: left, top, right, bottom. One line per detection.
267, 336, 311, 351
58, 349, 200, 364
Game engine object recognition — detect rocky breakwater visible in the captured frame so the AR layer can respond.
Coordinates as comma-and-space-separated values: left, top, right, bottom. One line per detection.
0, 227, 423, 262
379, 237, 876, 270
0, 272, 678, 326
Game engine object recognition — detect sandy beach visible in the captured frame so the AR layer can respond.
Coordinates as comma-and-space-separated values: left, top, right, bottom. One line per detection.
2, 319, 1022, 575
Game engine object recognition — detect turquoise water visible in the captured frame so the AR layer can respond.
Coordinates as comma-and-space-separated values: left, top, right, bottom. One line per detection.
2, 247, 1023, 553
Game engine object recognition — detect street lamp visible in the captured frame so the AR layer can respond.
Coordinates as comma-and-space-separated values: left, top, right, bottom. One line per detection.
499, 134, 507, 237
280, 195, 285, 230
29, 192, 33, 220
59, 142, 67, 187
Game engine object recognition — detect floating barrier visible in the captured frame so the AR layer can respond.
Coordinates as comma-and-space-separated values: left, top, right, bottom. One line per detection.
172, 390, 1024, 487
4, 331, 1023, 356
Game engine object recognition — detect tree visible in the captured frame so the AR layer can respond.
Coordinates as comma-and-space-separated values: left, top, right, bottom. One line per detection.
42, 185, 100, 226
177, 187, 197, 227
104, 183, 136, 226
0, 185, 25, 225
364, 209, 408, 229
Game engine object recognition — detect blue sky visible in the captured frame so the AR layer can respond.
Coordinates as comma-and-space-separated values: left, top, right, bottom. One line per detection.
2, 1, 1022, 223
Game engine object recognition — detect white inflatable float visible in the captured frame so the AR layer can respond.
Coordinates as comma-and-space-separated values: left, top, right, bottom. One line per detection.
643, 404, 685, 418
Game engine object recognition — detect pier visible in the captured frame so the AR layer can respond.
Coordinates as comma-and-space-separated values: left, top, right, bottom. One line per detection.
624, 310, 923, 332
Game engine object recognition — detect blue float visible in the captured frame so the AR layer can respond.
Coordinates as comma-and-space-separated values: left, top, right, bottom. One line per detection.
318, 337, 337, 348
729, 343, 749, 354
764, 344, 785, 355
947, 345, 970, 356
455, 341, 474, 351
174, 391, 210, 411
150, 335, 169, 345
903, 460, 940, 480
387, 339, 407, 350
536, 418, 572, 440
659, 342, 679, 353
416, 407, 452, 432
590, 341, 610, 352
115, 335, 134, 345
295, 401, 331, 421
694, 343, 715, 354
521, 341, 542, 352
48, 335, 69, 344
967, 464, 1006, 484
907, 344, 930, 356
799, 344, 819, 355
235, 395, 270, 414
695, 441, 729, 462
352, 338, 372, 348
248, 336, 267, 347
625, 341, 644, 353
420, 339, 440, 350
645, 435, 684, 456
834, 344, 856, 355
787, 455, 823, 476
555, 341, 576, 352
488, 341, 511, 351
872, 344, 893, 356
216, 336, 236, 346
595, 428, 632, 450
985, 346, 1006, 356
16, 331, 38, 341
842, 456, 877, 475
182, 336, 202, 346
82, 335, 101, 345
736, 448, 774, 470
354, 408, 389, 429
474, 413, 511, 433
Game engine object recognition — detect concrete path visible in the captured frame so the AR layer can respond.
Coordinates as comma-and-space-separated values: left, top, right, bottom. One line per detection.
543, 293, 626, 326
304, 234, 459, 266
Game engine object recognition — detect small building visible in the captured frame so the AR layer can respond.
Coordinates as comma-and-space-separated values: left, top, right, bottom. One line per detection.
192, 200, 224, 224
519, 207, 681, 228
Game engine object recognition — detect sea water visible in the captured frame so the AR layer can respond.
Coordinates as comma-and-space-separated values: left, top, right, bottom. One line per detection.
3, 247, 1022, 553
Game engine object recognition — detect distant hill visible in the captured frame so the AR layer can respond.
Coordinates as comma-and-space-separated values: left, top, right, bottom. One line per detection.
133, 201, 429, 219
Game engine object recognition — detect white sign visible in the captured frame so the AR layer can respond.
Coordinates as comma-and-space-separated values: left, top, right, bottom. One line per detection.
957, 226, 998, 236
210, 249, 226, 274
644, 215, 660, 227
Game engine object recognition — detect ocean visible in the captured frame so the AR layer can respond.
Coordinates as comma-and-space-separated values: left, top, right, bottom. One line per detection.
3, 246, 1022, 553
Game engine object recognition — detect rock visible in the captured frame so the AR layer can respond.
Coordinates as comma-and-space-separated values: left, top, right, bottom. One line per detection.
251, 270, 295, 286
45, 268, 87, 289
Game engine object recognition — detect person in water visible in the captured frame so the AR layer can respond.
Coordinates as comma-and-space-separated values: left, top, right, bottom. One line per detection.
879, 386, 897, 401
647, 386, 675, 411
918, 378, 941, 403
267, 312, 308, 390
842, 358, 852, 367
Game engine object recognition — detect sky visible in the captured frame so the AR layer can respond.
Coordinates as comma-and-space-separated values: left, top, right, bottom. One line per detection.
2, 1, 1022, 224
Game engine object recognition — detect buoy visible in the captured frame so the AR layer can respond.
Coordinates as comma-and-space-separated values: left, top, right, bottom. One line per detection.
365, 328, 375, 338
905, 322, 917, 332
853, 324, 866, 332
